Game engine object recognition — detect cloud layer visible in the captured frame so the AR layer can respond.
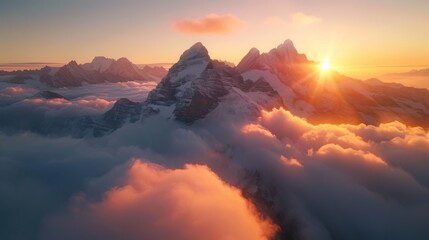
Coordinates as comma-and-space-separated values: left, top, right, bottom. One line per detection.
172, 14, 243, 35
237, 108, 429, 239
42, 160, 277, 240
1, 75, 429, 239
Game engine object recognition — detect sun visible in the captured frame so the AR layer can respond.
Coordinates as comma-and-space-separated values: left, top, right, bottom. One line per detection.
320, 58, 331, 72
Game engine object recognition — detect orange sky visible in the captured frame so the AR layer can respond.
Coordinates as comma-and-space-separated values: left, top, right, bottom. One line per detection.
1, 0, 428, 79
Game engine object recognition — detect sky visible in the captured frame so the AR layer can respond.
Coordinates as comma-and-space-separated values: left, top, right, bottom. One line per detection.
1, 0, 429, 78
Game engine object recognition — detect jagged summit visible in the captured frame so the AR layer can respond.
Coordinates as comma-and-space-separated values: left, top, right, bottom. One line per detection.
92, 56, 110, 61
179, 42, 210, 62
67, 60, 79, 67
116, 57, 133, 64
142, 42, 284, 124
248, 47, 260, 55
268, 39, 300, 61
40, 56, 168, 87
88, 56, 115, 72
236, 48, 262, 73
237, 39, 309, 73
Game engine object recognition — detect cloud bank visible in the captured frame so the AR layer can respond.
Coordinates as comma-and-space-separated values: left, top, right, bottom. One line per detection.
42, 160, 277, 240
1, 76, 429, 240
236, 108, 429, 239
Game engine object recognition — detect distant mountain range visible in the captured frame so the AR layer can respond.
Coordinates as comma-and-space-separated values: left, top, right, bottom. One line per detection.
1, 57, 168, 87
378, 68, 429, 89
384, 68, 429, 77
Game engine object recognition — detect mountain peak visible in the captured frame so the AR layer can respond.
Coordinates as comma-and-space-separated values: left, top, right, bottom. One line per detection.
86, 56, 115, 72
269, 39, 298, 58
249, 47, 260, 55
179, 42, 210, 62
68, 60, 79, 67
91, 56, 114, 64
236, 47, 262, 73
281, 39, 294, 48
117, 57, 132, 64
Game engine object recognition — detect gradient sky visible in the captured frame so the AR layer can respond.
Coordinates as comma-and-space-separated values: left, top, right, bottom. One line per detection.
1, 0, 428, 77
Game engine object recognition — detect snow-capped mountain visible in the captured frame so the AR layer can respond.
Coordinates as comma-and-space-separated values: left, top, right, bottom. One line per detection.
237, 39, 310, 74
146, 42, 283, 123
71, 40, 429, 137
40, 60, 105, 87
75, 42, 284, 136
82, 56, 115, 72
41, 57, 167, 87
237, 40, 429, 127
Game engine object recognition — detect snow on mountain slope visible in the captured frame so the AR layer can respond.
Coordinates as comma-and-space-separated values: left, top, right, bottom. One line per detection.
76, 42, 284, 136
146, 42, 283, 123
238, 40, 429, 127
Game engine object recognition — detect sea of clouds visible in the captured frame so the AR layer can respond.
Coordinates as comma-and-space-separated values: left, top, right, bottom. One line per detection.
1, 80, 429, 240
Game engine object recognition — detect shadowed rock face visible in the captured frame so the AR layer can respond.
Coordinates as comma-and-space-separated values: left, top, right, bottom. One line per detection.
102, 98, 142, 125
75, 98, 142, 137
147, 43, 284, 123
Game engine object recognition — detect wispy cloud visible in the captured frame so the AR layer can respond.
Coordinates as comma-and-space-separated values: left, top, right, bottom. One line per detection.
172, 14, 244, 35
263, 12, 322, 28
291, 12, 322, 26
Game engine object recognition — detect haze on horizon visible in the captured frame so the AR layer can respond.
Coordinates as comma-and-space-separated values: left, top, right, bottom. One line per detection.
1, 0, 429, 79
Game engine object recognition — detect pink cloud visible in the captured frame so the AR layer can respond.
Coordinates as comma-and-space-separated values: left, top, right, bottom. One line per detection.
280, 155, 303, 168
43, 160, 278, 240
23, 97, 114, 110
76, 98, 113, 110
241, 123, 275, 138
172, 14, 244, 35
260, 108, 311, 140
5, 86, 25, 94
316, 143, 387, 166
23, 98, 72, 106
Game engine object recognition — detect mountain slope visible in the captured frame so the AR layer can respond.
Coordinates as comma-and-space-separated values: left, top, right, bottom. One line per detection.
76, 42, 284, 136
238, 40, 429, 127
